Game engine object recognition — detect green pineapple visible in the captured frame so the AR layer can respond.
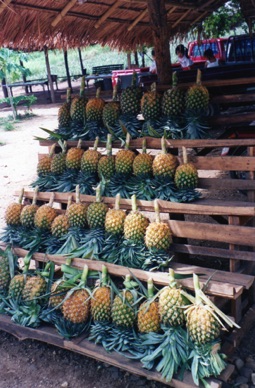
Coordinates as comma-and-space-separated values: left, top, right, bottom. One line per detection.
141, 82, 161, 121
162, 72, 185, 118
81, 136, 101, 175
174, 147, 198, 189
4, 189, 24, 226
66, 185, 87, 228
86, 88, 105, 122
133, 139, 153, 178
103, 86, 120, 128
124, 194, 149, 243
34, 193, 57, 231
20, 187, 39, 228
97, 134, 115, 180
186, 69, 209, 114
152, 137, 179, 180
145, 199, 172, 251
22, 275, 47, 302
120, 72, 143, 115
65, 140, 84, 170
51, 141, 67, 175
51, 195, 72, 237
115, 133, 136, 175
86, 184, 108, 229
0, 251, 11, 294
58, 88, 71, 128
70, 76, 88, 123
138, 278, 160, 333
105, 193, 126, 236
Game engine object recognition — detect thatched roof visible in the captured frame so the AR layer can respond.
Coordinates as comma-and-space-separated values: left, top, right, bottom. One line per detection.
0, 0, 229, 51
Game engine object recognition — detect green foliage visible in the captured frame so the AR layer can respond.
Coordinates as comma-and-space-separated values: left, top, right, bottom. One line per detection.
201, 0, 248, 37
0, 117, 15, 131
0, 94, 37, 110
0, 48, 31, 82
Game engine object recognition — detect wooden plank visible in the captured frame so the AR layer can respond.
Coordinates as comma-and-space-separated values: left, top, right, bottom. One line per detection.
228, 216, 241, 272
19, 191, 255, 217
198, 178, 255, 190
38, 138, 255, 150
210, 112, 255, 127
192, 156, 255, 171
2, 246, 243, 299
211, 93, 255, 105
179, 76, 255, 89
0, 314, 221, 388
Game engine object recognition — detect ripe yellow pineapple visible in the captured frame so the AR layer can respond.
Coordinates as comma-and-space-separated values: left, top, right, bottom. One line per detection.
86, 184, 108, 229
86, 88, 105, 122
91, 265, 111, 322
115, 133, 136, 175
81, 136, 101, 175
97, 134, 115, 180
51, 141, 67, 175
138, 278, 160, 333
124, 194, 149, 243
174, 147, 198, 189
133, 139, 153, 178
22, 276, 47, 302
8, 253, 31, 299
145, 199, 172, 251
37, 144, 56, 176
105, 193, 126, 235
152, 137, 179, 180
34, 193, 57, 231
51, 195, 72, 237
20, 187, 39, 228
5, 189, 24, 226
66, 185, 87, 228
65, 140, 84, 170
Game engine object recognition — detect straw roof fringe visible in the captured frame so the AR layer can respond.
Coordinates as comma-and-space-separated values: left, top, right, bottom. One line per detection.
0, 0, 230, 51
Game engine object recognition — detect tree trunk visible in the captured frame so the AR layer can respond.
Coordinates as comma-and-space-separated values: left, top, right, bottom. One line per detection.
147, 0, 172, 85
127, 52, 131, 69
44, 46, 55, 103
134, 51, 139, 66
78, 48, 85, 75
63, 50, 73, 91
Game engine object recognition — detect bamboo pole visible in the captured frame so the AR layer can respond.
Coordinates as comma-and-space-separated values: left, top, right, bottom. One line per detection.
51, 0, 77, 27
44, 46, 55, 103
94, 0, 122, 28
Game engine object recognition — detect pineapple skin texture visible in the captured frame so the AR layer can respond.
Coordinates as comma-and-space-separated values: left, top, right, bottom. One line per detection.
152, 154, 179, 179
8, 274, 26, 299
174, 163, 198, 189
67, 203, 87, 228
0, 255, 10, 294
51, 153, 66, 175
124, 212, 149, 242
5, 203, 23, 226
58, 101, 71, 128
62, 289, 90, 324
145, 222, 172, 251
186, 306, 221, 344
66, 148, 84, 170
91, 286, 111, 322
159, 287, 187, 327
70, 97, 87, 123
37, 156, 52, 176
20, 204, 38, 228
115, 149, 136, 175
186, 85, 209, 112
105, 209, 126, 235
162, 88, 185, 117
112, 290, 135, 328
51, 215, 70, 237
103, 102, 120, 127
81, 150, 101, 174
34, 205, 57, 230
138, 301, 160, 333
141, 91, 161, 121
98, 156, 115, 180
133, 153, 153, 177
87, 203, 108, 229
22, 276, 47, 302
86, 98, 105, 122
49, 281, 68, 308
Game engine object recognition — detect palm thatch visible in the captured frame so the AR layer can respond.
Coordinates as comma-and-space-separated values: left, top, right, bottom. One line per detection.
0, 0, 230, 51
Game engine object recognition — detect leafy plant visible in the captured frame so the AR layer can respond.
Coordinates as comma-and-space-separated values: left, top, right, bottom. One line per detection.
0, 95, 37, 113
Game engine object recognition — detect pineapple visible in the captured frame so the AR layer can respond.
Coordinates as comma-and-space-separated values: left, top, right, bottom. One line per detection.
65, 140, 84, 170
34, 193, 57, 231
62, 265, 91, 324
37, 144, 56, 176
97, 134, 115, 180
86, 184, 108, 229
120, 72, 143, 115
51, 195, 72, 237
124, 194, 149, 243
141, 82, 161, 121
0, 252, 11, 294
111, 275, 136, 328
66, 185, 87, 228
51, 141, 67, 175
115, 132, 136, 175
70, 76, 87, 123
186, 69, 209, 114
138, 278, 160, 333
20, 187, 39, 228
145, 199, 172, 251
174, 147, 198, 189
91, 265, 112, 322
4, 189, 24, 226
105, 193, 126, 236
81, 136, 101, 175
86, 88, 105, 123
103, 86, 120, 128
8, 253, 31, 299
133, 139, 153, 178
22, 276, 47, 302
58, 88, 71, 128
152, 137, 179, 180
162, 72, 185, 118
158, 269, 188, 327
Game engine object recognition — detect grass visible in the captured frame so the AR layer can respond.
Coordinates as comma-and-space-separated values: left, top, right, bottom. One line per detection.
0, 113, 36, 132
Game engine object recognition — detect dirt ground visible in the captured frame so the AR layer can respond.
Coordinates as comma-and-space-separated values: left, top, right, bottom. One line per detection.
0, 88, 255, 388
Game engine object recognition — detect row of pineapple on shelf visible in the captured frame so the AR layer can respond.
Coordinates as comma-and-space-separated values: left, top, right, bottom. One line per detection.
2, 187, 175, 270
52, 70, 210, 141
33, 135, 200, 203
0, 246, 238, 386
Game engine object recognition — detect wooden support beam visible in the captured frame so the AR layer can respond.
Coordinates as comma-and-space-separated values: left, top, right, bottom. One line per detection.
63, 50, 72, 92
51, 0, 77, 27
127, 8, 148, 31
122, 0, 212, 10
191, 10, 208, 25
0, 0, 12, 15
94, 0, 122, 29
44, 46, 55, 103
172, 9, 192, 29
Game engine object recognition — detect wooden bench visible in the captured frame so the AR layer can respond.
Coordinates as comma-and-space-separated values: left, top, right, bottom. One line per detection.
92, 64, 124, 75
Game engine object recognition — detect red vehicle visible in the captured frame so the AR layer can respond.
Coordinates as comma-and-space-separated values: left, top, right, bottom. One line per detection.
187, 38, 228, 64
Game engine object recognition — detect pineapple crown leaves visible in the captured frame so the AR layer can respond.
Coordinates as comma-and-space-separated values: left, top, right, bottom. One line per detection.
4, 297, 42, 328
181, 274, 240, 330
34, 128, 65, 142
57, 139, 67, 154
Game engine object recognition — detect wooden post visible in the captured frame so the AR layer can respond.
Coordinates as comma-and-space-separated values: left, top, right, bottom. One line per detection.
134, 51, 139, 67
1, 78, 8, 98
20, 59, 28, 94
147, 0, 172, 85
63, 50, 72, 92
44, 46, 55, 103
127, 52, 131, 69
78, 48, 84, 75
